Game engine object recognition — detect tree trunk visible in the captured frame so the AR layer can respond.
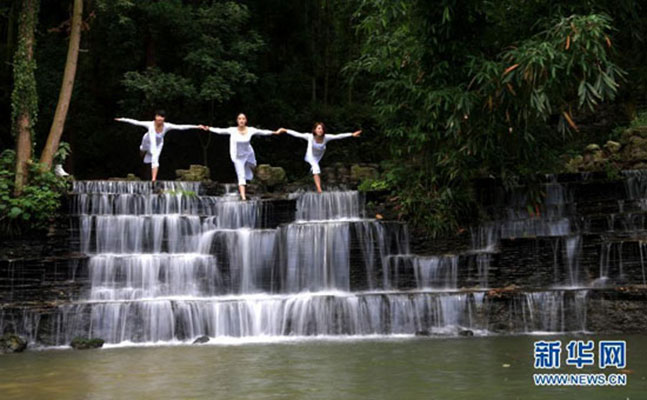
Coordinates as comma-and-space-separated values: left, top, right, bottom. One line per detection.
39, 0, 83, 170
12, 0, 39, 196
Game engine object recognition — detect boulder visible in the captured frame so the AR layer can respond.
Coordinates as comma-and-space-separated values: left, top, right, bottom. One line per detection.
255, 164, 286, 187
603, 140, 621, 154
584, 144, 600, 153
70, 337, 104, 350
0, 334, 27, 354
622, 144, 647, 162
350, 164, 379, 182
193, 335, 210, 344
176, 164, 210, 181
565, 155, 583, 173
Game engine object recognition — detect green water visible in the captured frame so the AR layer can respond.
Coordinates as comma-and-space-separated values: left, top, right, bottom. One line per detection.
0, 335, 645, 400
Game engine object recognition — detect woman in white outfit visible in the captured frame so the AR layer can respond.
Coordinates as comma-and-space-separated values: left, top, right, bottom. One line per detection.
284, 122, 362, 193
208, 113, 281, 200
114, 110, 205, 181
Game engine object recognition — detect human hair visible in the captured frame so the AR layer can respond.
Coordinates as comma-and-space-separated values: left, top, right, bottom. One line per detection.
154, 109, 166, 118
312, 122, 326, 136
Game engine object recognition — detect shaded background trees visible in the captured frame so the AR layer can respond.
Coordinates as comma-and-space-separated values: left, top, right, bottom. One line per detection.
1, 0, 646, 236
1, 0, 372, 183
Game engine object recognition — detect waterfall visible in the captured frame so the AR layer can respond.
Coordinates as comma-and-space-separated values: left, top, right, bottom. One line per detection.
12, 177, 633, 346
21, 184, 501, 345
292, 191, 363, 221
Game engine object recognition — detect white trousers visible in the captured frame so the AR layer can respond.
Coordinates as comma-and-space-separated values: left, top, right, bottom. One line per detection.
233, 158, 254, 185
308, 160, 321, 175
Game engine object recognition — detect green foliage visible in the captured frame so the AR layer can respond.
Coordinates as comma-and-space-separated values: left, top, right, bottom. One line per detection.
11, 0, 39, 138
54, 141, 71, 165
630, 111, 647, 128
358, 177, 390, 192
120, 1, 263, 110
0, 150, 67, 237
348, 1, 627, 236
161, 189, 196, 198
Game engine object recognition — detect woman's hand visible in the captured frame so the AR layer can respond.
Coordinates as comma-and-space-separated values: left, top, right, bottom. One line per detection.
274, 128, 287, 135
352, 129, 362, 137
198, 125, 210, 131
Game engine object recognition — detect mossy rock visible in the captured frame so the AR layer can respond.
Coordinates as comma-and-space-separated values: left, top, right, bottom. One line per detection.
565, 155, 583, 172
632, 126, 647, 137
255, 164, 286, 187
350, 164, 379, 182
70, 337, 105, 350
584, 144, 601, 153
176, 164, 210, 181
622, 145, 647, 162
0, 334, 27, 354
603, 140, 621, 154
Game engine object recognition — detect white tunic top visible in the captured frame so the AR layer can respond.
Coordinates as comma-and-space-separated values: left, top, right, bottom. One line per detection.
116, 118, 199, 168
208, 126, 274, 163
285, 130, 353, 165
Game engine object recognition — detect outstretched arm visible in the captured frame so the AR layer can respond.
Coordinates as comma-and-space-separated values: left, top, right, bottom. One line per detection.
207, 127, 232, 135
165, 122, 201, 131
250, 127, 279, 136
325, 130, 362, 142
284, 129, 311, 140
114, 117, 149, 128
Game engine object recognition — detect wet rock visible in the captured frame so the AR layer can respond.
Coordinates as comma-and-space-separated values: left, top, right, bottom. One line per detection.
255, 164, 286, 187
0, 334, 28, 354
193, 335, 210, 344
415, 330, 431, 336
70, 337, 104, 350
458, 329, 474, 337
176, 164, 210, 181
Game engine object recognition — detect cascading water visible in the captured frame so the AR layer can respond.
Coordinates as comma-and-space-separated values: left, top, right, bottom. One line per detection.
25, 181, 509, 345
7, 176, 618, 346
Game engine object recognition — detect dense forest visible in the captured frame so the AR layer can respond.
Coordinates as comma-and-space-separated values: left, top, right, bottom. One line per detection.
1, 0, 646, 237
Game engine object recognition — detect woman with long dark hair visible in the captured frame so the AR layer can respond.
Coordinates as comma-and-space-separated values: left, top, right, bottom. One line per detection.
284, 122, 361, 193
207, 113, 282, 200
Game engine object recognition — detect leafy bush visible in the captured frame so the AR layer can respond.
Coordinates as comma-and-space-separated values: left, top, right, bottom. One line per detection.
0, 150, 68, 236
357, 177, 390, 192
